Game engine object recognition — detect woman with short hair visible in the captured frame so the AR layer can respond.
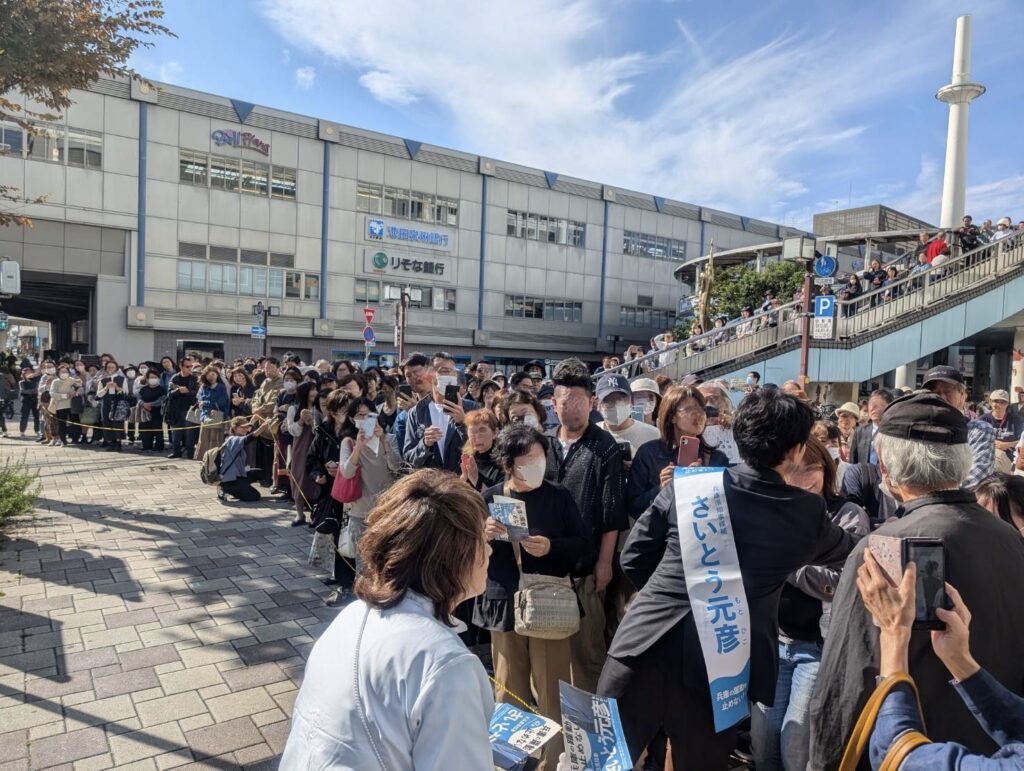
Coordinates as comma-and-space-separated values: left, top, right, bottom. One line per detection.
974, 472, 1024, 534
460, 408, 503, 491
496, 390, 545, 428
280, 469, 495, 770
194, 365, 230, 461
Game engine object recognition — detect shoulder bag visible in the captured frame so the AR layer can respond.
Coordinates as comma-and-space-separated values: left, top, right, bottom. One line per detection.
185, 405, 202, 425
838, 672, 930, 771
506, 483, 580, 640
331, 439, 363, 503
354, 606, 391, 771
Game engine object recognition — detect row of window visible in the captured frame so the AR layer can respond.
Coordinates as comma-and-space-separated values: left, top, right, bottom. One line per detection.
354, 278, 457, 312
619, 305, 677, 328
356, 182, 459, 227
504, 295, 583, 323
179, 150, 297, 199
1, 121, 102, 169
506, 210, 586, 248
622, 230, 687, 261
176, 260, 319, 300
177, 241, 295, 268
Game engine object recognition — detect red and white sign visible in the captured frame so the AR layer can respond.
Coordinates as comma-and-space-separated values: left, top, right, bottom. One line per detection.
363, 307, 375, 326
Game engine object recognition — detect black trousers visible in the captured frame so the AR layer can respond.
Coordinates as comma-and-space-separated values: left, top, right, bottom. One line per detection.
254, 437, 275, 485
55, 409, 70, 443
140, 410, 164, 451
20, 395, 39, 433
598, 617, 737, 770
220, 469, 262, 501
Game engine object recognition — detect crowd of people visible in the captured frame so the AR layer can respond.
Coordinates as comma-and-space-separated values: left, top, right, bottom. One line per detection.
5, 345, 1024, 770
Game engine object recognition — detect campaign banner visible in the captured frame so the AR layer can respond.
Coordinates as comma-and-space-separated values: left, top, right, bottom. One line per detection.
489, 703, 560, 769
489, 496, 530, 542
674, 466, 751, 732
559, 682, 631, 770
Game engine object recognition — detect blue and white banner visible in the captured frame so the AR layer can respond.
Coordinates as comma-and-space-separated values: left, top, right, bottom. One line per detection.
559, 682, 631, 771
674, 466, 751, 732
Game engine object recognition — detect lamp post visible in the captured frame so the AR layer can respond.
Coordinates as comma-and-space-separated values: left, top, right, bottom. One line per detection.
252, 302, 280, 358
391, 288, 410, 362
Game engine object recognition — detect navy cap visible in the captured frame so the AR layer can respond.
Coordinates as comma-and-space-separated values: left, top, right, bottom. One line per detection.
537, 383, 554, 399
596, 373, 631, 402
922, 365, 965, 388
878, 392, 968, 445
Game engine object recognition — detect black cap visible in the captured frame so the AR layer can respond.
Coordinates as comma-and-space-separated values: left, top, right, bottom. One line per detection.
878, 392, 967, 445
537, 383, 554, 399
921, 365, 965, 388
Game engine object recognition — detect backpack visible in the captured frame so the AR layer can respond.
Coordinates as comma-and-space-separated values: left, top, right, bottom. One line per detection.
200, 444, 225, 485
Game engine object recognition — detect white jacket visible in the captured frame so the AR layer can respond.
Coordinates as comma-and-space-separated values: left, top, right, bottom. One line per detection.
279, 592, 494, 770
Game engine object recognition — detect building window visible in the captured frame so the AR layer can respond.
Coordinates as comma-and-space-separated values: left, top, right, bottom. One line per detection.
271, 165, 296, 199
179, 151, 208, 186
285, 271, 303, 299
209, 154, 240, 191
0, 122, 24, 155
622, 230, 686, 261
26, 123, 64, 163
384, 186, 410, 219
269, 269, 284, 298
434, 196, 458, 227
506, 210, 585, 248
619, 304, 676, 328
177, 260, 207, 292
253, 268, 267, 295
637, 294, 653, 307
240, 160, 269, 196
355, 279, 381, 303
357, 182, 383, 213
410, 189, 431, 222
305, 275, 320, 301
176, 259, 315, 300
357, 180, 458, 225
239, 266, 254, 295
65, 128, 102, 169
504, 294, 583, 322
378, 282, 455, 311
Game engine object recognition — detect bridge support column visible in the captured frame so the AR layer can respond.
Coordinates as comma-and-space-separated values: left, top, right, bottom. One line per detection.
895, 363, 913, 390
1012, 327, 1024, 398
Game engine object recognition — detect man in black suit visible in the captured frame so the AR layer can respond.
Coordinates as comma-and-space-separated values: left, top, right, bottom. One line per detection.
597, 389, 858, 769
403, 351, 476, 473
848, 388, 895, 465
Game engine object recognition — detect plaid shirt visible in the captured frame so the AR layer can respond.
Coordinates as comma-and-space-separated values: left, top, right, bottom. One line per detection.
964, 418, 995, 490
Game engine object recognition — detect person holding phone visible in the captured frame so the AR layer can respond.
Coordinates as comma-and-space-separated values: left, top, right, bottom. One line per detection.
809, 392, 1024, 769
855, 549, 1024, 769
595, 373, 658, 465
402, 351, 476, 473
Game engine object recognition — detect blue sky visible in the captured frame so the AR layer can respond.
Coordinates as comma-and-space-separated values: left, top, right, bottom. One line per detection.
131, 0, 1024, 229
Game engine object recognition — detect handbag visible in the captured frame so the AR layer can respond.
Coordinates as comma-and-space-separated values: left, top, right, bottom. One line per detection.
331, 439, 362, 503
204, 409, 225, 425
70, 394, 85, 414
110, 398, 130, 423
81, 405, 100, 425
838, 672, 930, 771
185, 405, 201, 424
307, 530, 336, 569
337, 516, 356, 559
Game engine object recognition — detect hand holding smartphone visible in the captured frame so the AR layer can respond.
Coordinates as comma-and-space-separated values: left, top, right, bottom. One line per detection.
676, 436, 700, 467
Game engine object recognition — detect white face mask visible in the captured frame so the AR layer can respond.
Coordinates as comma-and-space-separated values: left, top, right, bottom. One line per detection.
354, 418, 366, 429
58, 372, 69, 380
541, 399, 553, 410
45, 367, 56, 375
827, 446, 841, 461
635, 397, 656, 415
515, 457, 547, 490
148, 377, 160, 387
436, 375, 457, 392
702, 424, 726, 447
522, 414, 540, 428
283, 380, 297, 393
600, 402, 632, 427
125, 371, 136, 379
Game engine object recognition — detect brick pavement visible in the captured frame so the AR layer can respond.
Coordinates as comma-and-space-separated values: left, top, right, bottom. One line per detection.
0, 435, 341, 770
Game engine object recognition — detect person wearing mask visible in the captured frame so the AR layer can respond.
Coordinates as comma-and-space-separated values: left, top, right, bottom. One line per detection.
194, 365, 230, 461
65, 360, 90, 445
121, 364, 141, 444
849, 388, 894, 465
545, 357, 627, 693
833, 401, 861, 461
403, 351, 473, 473
598, 388, 857, 769
474, 424, 593, 771
460, 408, 503, 492
746, 370, 761, 392
595, 373, 659, 460
751, 438, 869, 771
18, 365, 40, 438
922, 366, 996, 487
699, 381, 742, 465
285, 381, 320, 527
96, 359, 128, 451
372, 374, 399, 432
272, 368, 303, 497
250, 357, 283, 487
165, 358, 198, 459
37, 360, 57, 444
629, 378, 661, 427
48, 362, 75, 446
227, 367, 255, 418
523, 360, 546, 383
537, 383, 559, 430
979, 389, 1023, 468
499, 390, 547, 430
393, 352, 431, 455
811, 419, 851, 493
280, 470, 494, 769
306, 390, 352, 599
217, 417, 261, 502
974, 472, 1024, 534
136, 368, 166, 453
809, 392, 1024, 769
854, 550, 1024, 769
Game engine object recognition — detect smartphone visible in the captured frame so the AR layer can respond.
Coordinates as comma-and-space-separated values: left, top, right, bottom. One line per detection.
617, 441, 632, 462
397, 383, 413, 399
444, 384, 461, 404
903, 538, 951, 630
362, 413, 378, 439
677, 436, 700, 467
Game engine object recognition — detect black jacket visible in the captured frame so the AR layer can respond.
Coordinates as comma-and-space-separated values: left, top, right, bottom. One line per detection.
306, 420, 343, 481
848, 423, 876, 465
841, 461, 899, 527
608, 463, 858, 707
402, 396, 478, 473
627, 438, 732, 518
165, 373, 198, 421
809, 490, 1024, 769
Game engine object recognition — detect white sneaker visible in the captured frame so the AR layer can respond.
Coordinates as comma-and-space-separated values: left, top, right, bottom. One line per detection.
53, 440, 63, 447
49, 439, 59, 446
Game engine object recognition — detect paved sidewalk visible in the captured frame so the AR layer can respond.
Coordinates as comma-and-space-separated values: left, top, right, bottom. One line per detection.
0, 435, 339, 770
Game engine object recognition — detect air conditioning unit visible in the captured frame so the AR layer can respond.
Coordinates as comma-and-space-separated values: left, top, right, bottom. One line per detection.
0, 260, 21, 295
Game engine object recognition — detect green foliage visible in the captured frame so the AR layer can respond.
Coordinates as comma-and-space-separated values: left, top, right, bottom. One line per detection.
709, 261, 805, 321
0, 453, 40, 531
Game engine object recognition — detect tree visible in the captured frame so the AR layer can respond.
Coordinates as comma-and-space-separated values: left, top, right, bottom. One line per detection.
0, 0, 173, 226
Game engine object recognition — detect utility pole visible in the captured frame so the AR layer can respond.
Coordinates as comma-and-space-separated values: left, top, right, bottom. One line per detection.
251, 301, 280, 358
393, 289, 410, 362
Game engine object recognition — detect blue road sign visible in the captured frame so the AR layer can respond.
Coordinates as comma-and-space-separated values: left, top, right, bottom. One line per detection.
814, 254, 838, 278
362, 326, 376, 343
250, 325, 266, 339
814, 295, 835, 318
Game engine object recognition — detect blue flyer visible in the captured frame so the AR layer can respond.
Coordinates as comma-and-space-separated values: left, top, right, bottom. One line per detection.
559, 682, 632, 771
489, 703, 560, 770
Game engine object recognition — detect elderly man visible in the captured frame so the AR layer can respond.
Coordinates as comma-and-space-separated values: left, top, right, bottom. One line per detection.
922, 365, 995, 489
808, 392, 1024, 769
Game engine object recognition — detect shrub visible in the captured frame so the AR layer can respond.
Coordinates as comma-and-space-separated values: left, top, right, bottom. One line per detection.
0, 454, 40, 531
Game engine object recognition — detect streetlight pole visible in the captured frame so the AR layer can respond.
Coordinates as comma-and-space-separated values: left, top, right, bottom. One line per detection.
798, 260, 813, 385
394, 289, 410, 362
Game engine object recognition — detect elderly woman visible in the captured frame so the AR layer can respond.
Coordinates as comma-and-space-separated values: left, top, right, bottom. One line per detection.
280, 470, 495, 770
809, 392, 1024, 770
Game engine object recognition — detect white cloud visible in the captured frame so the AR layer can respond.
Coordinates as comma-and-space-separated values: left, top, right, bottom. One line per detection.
294, 66, 317, 90
892, 155, 1024, 225
157, 60, 183, 84
282, 48, 291, 65
259, 0, 1007, 221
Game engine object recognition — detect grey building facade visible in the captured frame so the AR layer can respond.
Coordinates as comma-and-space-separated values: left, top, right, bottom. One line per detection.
0, 76, 799, 366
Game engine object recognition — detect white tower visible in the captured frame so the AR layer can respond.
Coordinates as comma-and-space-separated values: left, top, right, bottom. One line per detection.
936, 15, 985, 229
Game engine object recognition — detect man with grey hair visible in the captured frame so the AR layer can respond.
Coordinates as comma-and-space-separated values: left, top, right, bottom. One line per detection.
809, 392, 1024, 769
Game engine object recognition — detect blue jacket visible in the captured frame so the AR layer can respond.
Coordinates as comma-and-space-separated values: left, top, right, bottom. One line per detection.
871, 669, 1024, 769
197, 382, 229, 420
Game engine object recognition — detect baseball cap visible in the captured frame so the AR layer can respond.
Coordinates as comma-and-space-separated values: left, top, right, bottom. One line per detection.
921, 365, 965, 389
991, 389, 1011, 403
596, 373, 631, 403
630, 378, 660, 396
681, 374, 702, 386
878, 392, 967, 445
537, 383, 554, 400
835, 402, 861, 419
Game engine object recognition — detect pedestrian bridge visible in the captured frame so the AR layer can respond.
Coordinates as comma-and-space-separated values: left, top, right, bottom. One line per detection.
625, 233, 1024, 386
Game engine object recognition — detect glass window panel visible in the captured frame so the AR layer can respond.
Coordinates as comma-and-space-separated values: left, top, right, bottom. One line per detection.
238, 266, 253, 295
208, 263, 223, 294
432, 291, 446, 311
410, 190, 431, 222
209, 155, 240, 191
355, 280, 367, 302
445, 288, 456, 311
305, 274, 320, 301
179, 151, 208, 186
270, 165, 296, 199
505, 295, 516, 316
573, 303, 582, 323
177, 261, 191, 291
356, 182, 382, 213
240, 160, 269, 195
0, 123, 24, 155
268, 269, 283, 298
253, 268, 267, 296
368, 281, 380, 302
285, 271, 302, 299
27, 123, 63, 162
65, 127, 102, 169
637, 294, 653, 307
527, 214, 538, 240
516, 211, 526, 238
222, 265, 237, 294
553, 218, 568, 245
191, 261, 206, 292
436, 197, 458, 227
385, 187, 410, 218
507, 210, 518, 237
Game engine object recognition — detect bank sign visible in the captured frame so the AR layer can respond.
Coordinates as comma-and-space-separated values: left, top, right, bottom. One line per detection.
364, 249, 452, 283
211, 129, 270, 156
365, 216, 453, 252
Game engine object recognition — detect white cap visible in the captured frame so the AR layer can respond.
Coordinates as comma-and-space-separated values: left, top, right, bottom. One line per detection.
630, 377, 660, 396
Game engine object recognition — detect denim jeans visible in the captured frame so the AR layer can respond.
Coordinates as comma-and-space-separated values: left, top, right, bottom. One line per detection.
751, 639, 822, 771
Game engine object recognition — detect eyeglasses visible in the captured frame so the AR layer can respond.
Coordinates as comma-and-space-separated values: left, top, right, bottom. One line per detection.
675, 406, 705, 417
